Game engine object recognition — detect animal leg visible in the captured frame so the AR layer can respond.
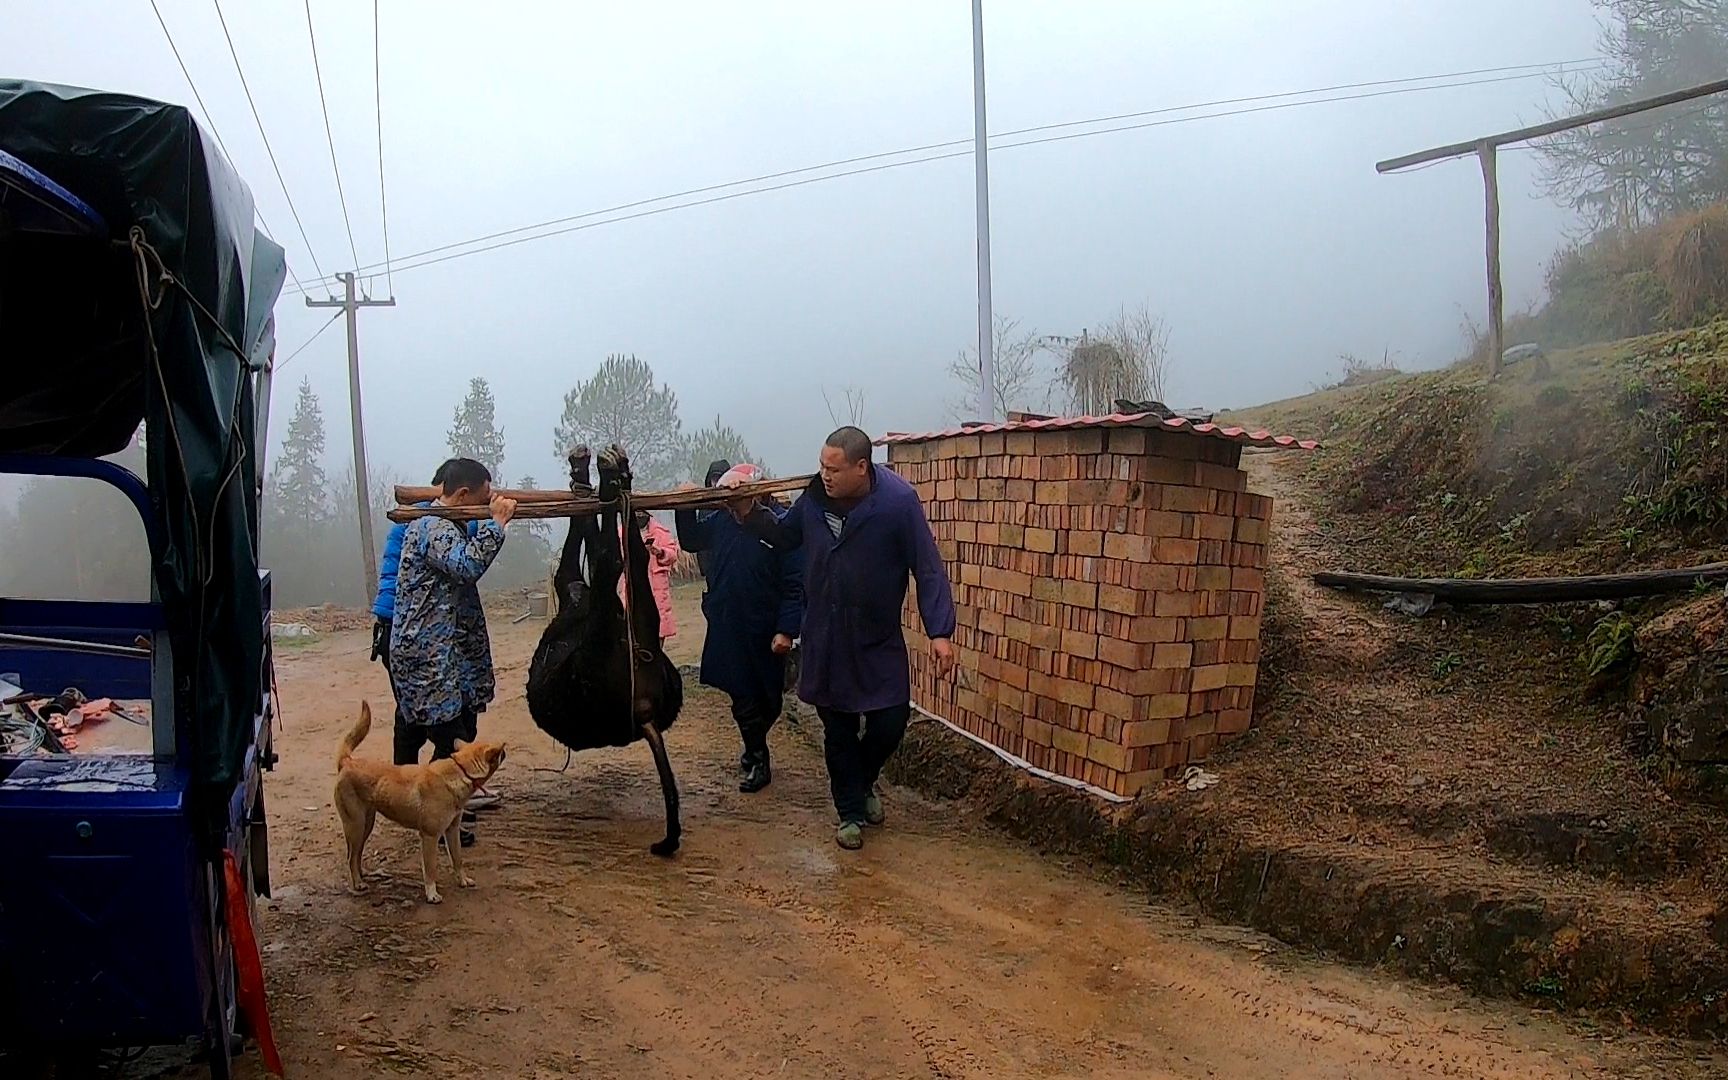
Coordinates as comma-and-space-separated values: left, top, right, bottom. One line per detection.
337, 791, 374, 894
622, 502, 663, 643
592, 445, 627, 597
420, 833, 443, 904
641, 722, 682, 857
445, 817, 475, 888
553, 446, 595, 603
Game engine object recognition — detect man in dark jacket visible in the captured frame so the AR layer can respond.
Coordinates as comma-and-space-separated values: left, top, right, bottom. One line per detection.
695, 459, 731, 580
676, 464, 804, 793
735, 427, 955, 850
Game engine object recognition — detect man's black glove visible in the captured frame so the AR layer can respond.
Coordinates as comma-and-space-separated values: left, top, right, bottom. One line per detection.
371, 618, 391, 666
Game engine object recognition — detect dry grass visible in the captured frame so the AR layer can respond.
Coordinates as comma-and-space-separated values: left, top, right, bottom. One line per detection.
1661, 203, 1728, 325
1223, 320, 1728, 579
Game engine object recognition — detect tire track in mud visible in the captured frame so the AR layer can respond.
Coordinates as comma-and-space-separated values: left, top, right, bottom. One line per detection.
726, 877, 997, 1080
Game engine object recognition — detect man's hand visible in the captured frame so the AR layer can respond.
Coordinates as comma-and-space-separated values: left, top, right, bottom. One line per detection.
931, 637, 956, 677
490, 494, 518, 528
771, 633, 794, 655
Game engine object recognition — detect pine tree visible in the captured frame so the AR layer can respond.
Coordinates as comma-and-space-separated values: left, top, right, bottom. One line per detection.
683, 416, 758, 482
516, 474, 550, 540
552, 354, 684, 489
270, 378, 330, 537
447, 376, 507, 478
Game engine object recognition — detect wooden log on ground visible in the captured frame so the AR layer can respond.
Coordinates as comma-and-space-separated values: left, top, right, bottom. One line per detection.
1314, 563, 1728, 605
388, 474, 813, 523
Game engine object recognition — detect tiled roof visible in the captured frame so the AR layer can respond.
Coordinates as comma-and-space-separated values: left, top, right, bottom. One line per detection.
877, 412, 1319, 450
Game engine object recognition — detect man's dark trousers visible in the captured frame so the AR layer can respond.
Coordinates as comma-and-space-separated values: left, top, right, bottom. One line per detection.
817, 703, 911, 823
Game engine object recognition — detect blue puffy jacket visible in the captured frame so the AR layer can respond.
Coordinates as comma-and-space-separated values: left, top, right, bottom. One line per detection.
373, 503, 476, 620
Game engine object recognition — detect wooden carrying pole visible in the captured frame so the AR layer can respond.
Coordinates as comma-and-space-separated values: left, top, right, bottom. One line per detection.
389, 473, 812, 523
1315, 563, 1728, 605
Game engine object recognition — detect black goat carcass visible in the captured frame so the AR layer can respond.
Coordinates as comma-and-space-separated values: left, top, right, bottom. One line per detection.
526, 444, 684, 856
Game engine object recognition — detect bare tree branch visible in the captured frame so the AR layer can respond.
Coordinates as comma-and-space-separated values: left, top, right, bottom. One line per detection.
821, 385, 868, 430
947, 315, 1049, 421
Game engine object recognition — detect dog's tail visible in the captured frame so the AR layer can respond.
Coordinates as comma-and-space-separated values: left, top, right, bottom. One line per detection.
337, 701, 373, 772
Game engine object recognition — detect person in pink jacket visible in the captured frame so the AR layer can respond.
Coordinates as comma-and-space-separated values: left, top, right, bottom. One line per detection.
618, 510, 681, 643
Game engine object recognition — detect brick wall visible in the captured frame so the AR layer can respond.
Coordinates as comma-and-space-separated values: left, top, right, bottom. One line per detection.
888, 424, 1272, 798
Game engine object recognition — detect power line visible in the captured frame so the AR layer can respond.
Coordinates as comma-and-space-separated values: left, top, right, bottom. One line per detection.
303, 0, 363, 272
994, 57, 1600, 142
289, 62, 1604, 290
210, 0, 332, 287
289, 57, 1598, 293
146, 0, 311, 297
276, 310, 343, 371
372, 0, 394, 294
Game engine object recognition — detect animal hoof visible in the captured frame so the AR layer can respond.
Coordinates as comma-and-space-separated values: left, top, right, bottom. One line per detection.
425, 890, 443, 904
348, 882, 369, 895
567, 446, 593, 490
650, 837, 680, 858
459, 875, 477, 888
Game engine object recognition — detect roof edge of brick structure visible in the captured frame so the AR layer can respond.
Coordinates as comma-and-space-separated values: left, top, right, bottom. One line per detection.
877, 412, 1320, 450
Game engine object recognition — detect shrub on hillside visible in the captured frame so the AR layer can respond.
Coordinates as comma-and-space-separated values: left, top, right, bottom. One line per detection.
1661, 204, 1728, 326
1527, 204, 1728, 349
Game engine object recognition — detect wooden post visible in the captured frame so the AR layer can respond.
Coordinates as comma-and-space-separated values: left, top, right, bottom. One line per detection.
1478, 141, 1502, 379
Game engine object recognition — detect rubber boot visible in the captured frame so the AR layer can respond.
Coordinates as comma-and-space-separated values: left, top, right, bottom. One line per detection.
739, 744, 772, 793
737, 707, 775, 793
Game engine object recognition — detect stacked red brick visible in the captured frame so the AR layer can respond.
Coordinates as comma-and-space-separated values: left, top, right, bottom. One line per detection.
888, 424, 1273, 798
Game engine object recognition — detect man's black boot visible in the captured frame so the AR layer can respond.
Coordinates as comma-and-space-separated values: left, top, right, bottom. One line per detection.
739, 727, 772, 793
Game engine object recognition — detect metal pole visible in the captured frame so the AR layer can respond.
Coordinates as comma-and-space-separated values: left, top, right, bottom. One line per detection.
971, 0, 997, 422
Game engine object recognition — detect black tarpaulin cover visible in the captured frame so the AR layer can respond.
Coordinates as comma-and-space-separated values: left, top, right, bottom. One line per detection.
0, 80, 284, 825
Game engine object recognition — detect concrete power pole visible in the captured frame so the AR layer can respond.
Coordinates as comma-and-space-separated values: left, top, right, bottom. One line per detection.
306, 271, 395, 601
971, 0, 997, 421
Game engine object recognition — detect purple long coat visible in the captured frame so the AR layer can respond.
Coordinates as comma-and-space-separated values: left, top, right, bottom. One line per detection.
748, 465, 956, 713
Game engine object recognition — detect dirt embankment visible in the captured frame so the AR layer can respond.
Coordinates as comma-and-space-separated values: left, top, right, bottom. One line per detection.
886, 450, 1728, 1041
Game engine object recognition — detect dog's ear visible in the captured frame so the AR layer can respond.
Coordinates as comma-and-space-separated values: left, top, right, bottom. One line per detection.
360, 700, 371, 723
451, 738, 470, 752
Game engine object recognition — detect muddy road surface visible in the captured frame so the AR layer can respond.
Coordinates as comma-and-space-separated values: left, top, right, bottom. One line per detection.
234, 609, 1710, 1079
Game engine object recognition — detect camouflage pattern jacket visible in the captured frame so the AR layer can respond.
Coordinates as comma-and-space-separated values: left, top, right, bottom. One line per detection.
388, 516, 506, 727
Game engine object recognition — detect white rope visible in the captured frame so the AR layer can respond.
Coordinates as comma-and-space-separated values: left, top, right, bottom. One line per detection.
910, 703, 1131, 803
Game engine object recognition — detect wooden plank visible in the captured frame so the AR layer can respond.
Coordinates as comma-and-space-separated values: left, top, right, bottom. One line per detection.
388, 474, 812, 523
1376, 76, 1728, 173
1314, 563, 1728, 604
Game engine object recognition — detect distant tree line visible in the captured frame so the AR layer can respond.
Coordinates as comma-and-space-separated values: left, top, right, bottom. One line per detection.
0, 354, 765, 610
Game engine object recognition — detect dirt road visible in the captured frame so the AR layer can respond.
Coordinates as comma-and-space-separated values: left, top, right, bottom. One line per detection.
232, 600, 1716, 1080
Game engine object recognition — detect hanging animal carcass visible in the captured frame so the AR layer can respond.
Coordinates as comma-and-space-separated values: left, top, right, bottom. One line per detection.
526, 444, 685, 856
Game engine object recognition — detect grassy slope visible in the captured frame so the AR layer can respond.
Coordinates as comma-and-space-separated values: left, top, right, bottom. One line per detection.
1223, 319, 1728, 581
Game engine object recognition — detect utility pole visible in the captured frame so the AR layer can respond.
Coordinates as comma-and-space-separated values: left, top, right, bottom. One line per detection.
306, 271, 395, 601
971, 0, 997, 421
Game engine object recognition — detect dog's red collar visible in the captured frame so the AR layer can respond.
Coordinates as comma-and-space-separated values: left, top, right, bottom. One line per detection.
452, 759, 486, 786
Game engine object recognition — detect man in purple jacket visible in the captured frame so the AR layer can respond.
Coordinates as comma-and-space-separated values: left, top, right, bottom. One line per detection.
736, 426, 956, 850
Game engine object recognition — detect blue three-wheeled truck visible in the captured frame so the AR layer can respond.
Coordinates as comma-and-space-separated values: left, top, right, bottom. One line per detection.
0, 81, 284, 1076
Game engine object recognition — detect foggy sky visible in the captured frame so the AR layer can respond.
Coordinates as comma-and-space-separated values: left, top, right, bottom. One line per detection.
6, 1, 1602, 483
